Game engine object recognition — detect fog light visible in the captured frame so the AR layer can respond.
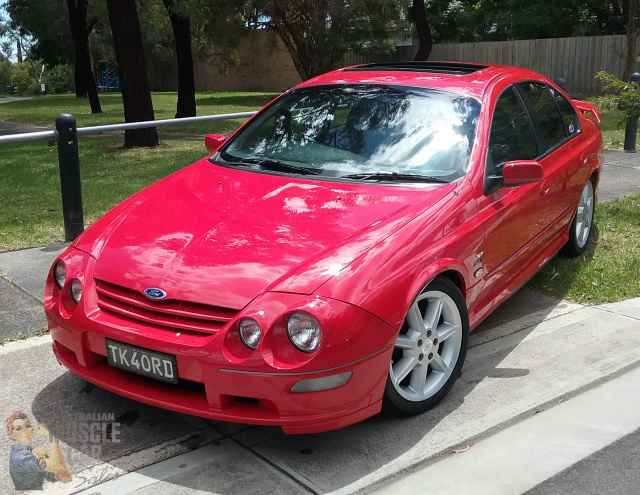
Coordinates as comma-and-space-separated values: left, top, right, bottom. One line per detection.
290, 371, 352, 393
54, 261, 66, 289
239, 318, 261, 350
287, 312, 322, 352
70, 279, 82, 304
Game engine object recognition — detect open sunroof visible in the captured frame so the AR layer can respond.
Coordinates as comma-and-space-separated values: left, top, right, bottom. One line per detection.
343, 61, 489, 75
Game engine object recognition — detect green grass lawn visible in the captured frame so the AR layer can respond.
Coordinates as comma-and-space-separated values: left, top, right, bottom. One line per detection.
0, 92, 278, 136
0, 92, 638, 304
0, 139, 207, 251
527, 194, 640, 304
596, 107, 627, 150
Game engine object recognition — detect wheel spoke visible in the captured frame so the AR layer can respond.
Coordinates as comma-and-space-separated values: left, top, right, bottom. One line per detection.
409, 364, 427, 394
405, 302, 426, 334
436, 322, 461, 342
395, 334, 417, 350
430, 353, 452, 375
424, 298, 443, 330
392, 356, 418, 386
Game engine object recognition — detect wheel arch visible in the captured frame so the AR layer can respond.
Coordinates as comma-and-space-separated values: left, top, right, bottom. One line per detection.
397, 260, 470, 326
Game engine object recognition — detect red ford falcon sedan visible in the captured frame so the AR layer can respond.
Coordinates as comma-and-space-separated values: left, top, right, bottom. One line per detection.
45, 62, 603, 434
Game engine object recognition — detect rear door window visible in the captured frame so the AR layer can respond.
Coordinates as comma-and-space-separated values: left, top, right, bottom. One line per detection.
518, 82, 567, 153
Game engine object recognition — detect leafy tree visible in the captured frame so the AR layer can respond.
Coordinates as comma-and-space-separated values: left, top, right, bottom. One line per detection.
106, 0, 158, 148
5, 0, 74, 65
6, 0, 102, 112
249, 0, 404, 80
0, 59, 12, 88
10, 62, 38, 92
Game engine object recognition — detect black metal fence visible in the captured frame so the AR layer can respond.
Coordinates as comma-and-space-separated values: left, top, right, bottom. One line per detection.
0, 111, 257, 241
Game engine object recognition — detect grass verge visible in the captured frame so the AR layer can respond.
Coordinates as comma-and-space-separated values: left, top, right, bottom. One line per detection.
0, 328, 47, 346
528, 193, 640, 304
595, 107, 627, 150
0, 139, 207, 251
0, 92, 278, 136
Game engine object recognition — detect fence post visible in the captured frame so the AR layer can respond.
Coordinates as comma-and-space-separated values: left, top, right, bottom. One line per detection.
623, 72, 640, 153
55, 113, 84, 240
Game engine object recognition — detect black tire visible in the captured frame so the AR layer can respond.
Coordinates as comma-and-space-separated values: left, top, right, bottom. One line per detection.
561, 177, 595, 257
383, 276, 469, 416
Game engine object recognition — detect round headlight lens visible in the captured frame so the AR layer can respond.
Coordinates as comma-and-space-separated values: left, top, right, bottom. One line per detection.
239, 318, 261, 350
287, 312, 322, 353
53, 261, 66, 289
70, 279, 83, 304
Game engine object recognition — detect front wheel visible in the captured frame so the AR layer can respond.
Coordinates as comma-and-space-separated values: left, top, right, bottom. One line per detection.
383, 276, 469, 416
561, 178, 595, 257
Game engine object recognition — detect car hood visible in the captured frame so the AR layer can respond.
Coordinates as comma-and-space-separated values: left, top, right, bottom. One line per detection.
75, 159, 454, 309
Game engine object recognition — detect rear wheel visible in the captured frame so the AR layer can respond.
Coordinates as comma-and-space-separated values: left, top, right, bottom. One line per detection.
383, 276, 469, 416
562, 178, 595, 257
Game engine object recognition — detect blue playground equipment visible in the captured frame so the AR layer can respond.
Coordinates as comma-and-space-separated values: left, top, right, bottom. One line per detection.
97, 60, 120, 92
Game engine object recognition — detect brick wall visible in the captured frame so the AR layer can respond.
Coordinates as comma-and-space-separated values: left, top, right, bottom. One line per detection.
150, 30, 302, 93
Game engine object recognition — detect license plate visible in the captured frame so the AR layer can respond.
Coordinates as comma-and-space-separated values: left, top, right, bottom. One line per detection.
105, 339, 178, 384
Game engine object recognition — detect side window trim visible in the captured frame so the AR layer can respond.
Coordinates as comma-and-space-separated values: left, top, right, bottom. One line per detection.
483, 84, 539, 195
513, 83, 546, 156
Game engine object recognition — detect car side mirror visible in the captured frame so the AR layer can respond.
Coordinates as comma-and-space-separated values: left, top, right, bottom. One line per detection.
502, 160, 544, 187
205, 134, 226, 152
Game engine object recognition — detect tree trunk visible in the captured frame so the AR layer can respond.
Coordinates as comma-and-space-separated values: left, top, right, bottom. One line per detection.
66, 0, 102, 113
412, 0, 433, 61
623, 0, 639, 81
162, 0, 196, 118
107, 0, 158, 148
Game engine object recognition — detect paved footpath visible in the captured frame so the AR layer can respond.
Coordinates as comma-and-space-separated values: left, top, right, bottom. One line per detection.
1, 238, 640, 494
0, 149, 638, 494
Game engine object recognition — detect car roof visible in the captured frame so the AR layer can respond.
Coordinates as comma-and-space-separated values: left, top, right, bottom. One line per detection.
298, 61, 546, 100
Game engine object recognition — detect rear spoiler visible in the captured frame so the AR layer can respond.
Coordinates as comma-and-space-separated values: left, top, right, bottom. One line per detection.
573, 100, 602, 124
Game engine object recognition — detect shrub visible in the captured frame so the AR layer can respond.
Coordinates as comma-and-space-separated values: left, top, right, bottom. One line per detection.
595, 68, 640, 126
42, 64, 74, 93
10, 63, 39, 94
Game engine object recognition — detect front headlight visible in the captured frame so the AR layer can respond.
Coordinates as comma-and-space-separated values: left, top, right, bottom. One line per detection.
54, 261, 66, 289
70, 279, 82, 304
239, 318, 261, 350
287, 312, 322, 352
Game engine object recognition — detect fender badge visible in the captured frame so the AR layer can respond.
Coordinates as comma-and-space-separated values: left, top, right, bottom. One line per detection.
144, 288, 167, 300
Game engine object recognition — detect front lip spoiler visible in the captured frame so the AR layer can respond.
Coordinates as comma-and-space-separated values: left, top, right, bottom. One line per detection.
219, 345, 391, 376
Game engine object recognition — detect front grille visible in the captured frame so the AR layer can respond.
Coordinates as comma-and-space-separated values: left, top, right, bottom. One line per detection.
95, 279, 237, 335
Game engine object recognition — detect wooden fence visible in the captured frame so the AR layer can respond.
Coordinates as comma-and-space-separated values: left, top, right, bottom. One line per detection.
343, 35, 640, 96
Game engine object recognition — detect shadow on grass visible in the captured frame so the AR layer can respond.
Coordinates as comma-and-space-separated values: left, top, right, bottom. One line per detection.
527, 223, 600, 301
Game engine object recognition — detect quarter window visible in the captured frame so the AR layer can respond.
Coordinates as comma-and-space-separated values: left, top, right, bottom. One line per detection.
519, 82, 566, 152
549, 87, 580, 136
488, 87, 538, 172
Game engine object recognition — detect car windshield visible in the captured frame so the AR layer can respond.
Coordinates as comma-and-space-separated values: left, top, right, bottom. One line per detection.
216, 85, 480, 183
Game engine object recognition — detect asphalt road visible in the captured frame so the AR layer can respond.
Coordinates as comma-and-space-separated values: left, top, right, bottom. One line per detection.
524, 428, 640, 495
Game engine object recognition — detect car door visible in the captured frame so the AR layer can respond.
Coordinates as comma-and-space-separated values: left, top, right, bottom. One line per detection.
475, 86, 545, 286
517, 82, 585, 233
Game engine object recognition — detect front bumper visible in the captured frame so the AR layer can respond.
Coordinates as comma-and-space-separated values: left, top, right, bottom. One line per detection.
45, 248, 398, 434
48, 315, 391, 434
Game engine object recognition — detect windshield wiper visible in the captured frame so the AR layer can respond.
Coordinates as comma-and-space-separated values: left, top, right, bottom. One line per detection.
340, 172, 449, 183
227, 156, 322, 176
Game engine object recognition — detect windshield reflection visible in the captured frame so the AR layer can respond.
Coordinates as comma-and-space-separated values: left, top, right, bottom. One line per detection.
218, 85, 480, 183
